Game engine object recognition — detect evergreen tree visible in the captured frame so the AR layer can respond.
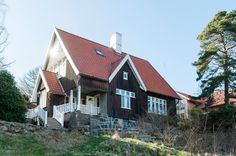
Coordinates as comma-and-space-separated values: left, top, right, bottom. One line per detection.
0, 70, 27, 122
193, 10, 236, 105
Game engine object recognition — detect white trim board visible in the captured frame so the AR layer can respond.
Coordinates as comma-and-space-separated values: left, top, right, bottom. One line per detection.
54, 28, 80, 75
30, 69, 50, 103
42, 28, 80, 75
109, 54, 147, 91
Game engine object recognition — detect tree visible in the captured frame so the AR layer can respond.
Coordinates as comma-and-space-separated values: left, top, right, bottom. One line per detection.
18, 66, 40, 99
193, 10, 236, 105
0, 0, 9, 70
0, 70, 27, 122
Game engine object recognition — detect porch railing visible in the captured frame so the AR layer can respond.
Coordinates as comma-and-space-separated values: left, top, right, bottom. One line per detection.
80, 104, 100, 115
26, 106, 39, 118
37, 107, 47, 127
53, 103, 100, 127
53, 105, 64, 127
55, 103, 77, 114
26, 106, 47, 127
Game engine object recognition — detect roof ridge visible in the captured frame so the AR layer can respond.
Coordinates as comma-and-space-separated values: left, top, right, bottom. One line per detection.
56, 28, 124, 55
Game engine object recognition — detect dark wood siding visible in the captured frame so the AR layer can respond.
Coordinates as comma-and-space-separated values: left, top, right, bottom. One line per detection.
79, 76, 108, 92
108, 62, 146, 119
47, 93, 65, 117
108, 62, 177, 120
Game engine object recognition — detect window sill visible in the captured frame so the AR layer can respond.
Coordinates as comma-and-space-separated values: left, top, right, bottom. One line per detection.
148, 112, 167, 116
121, 107, 131, 110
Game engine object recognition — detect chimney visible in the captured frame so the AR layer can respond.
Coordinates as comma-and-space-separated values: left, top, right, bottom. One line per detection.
110, 32, 122, 53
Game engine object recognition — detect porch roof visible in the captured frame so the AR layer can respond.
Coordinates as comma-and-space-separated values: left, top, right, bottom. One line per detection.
41, 70, 65, 95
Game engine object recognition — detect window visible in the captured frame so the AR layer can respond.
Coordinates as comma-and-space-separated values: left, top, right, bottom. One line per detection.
116, 88, 135, 109
123, 71, 128, 80
147, 96, 167, 115
95, 50, 105, 57
54, 60, 66, 77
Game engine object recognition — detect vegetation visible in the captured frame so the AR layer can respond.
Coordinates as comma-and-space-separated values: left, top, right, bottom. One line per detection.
193, 10, 236, 105
0, 70, 27, 122
18, 66, 40, 99
208, 105, 236, 128
0, 132, 188, 156
0, 1, 9, 70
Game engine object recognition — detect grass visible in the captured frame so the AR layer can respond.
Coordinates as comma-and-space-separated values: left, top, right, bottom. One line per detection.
0, 132, 55, 156
60, 136, 189, 156
0, 131, 188, 156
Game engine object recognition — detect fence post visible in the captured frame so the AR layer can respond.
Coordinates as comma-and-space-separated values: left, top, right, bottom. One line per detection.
44, 111, 47, 127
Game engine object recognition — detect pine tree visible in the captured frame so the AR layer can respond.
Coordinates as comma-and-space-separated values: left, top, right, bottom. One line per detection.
193, 10, 236, 105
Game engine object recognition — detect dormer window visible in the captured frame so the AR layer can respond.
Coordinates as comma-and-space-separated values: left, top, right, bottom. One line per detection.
95, 49, 105, 57
123, 71, 128, 80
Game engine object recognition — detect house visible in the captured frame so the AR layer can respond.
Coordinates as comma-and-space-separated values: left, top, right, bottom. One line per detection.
27, 28, 180, 127
176, 91, 236, 119
196, 91, 236, 110
176, 92, 204, 119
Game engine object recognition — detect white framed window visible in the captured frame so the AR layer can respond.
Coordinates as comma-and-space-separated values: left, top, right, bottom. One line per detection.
147, 96, 167, 115
53, 59, 66, 77
116, 88, 135, 109
123, 71, 128, 80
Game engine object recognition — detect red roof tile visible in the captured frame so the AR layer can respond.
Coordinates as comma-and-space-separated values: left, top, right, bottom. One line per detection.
208, 91, 236, 108
42, 70, 65, 95
56, 28, 179, 98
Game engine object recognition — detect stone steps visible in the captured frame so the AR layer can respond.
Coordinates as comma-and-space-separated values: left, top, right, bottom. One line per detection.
47, 117, 62, 129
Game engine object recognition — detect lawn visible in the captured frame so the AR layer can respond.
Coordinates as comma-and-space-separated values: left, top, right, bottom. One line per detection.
0, 131, 189, 156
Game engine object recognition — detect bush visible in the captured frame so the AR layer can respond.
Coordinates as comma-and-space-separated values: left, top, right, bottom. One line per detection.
0, 70, 27, 122
208, 105, 236, 129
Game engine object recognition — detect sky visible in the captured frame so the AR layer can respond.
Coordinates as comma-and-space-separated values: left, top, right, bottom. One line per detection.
3, 0, 236, 95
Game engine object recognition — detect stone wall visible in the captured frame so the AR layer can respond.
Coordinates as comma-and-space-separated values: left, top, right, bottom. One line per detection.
0, 120, 43, 133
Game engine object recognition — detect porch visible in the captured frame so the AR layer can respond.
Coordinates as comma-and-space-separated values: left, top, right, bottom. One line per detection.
26, 84, 108, 128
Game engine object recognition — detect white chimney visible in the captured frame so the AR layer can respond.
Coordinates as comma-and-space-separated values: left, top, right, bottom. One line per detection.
110, 32, 122, 53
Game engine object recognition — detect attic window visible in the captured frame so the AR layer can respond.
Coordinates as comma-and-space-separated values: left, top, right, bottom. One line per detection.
95, 49, 105, 57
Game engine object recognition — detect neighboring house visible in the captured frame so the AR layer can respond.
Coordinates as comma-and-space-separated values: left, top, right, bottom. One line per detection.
196, 91, 236, 110
27, 28, 179, 127
176, 91, 236, 119
176, 92, 203, 119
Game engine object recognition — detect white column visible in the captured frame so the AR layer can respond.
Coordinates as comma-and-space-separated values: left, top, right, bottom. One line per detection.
77, 85, 81, 110
70, 90, 74, 111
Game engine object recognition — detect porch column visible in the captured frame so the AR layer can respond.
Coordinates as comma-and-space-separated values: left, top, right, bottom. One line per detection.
70, 90, 74, 111
77, 85, 81, 110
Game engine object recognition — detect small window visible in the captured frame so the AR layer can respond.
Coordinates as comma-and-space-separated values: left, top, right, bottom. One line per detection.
123, 71, 128, 80
95, 50, 105, 57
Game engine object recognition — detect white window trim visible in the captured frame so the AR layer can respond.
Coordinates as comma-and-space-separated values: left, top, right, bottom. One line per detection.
116, 89, 135, 109
123, 71, 128, 80
147, 96, 167, 115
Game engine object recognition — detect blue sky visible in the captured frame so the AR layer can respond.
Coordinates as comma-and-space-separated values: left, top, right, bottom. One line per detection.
4, 0, 236, 95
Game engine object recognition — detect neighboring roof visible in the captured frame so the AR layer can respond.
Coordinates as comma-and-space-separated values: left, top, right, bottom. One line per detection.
41, 70, 65, 95
55, 28, 179, 99
178, 91, 236, 109
177, 91, 204, 105
208, 91, 236, 108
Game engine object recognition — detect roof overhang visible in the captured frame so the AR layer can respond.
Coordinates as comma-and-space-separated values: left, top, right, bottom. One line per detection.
42, 28, 80, 75
109, 54, 147, 91
31, 69, 50, 102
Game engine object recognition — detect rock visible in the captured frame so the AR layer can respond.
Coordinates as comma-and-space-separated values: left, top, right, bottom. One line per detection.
0, 125, 8, 131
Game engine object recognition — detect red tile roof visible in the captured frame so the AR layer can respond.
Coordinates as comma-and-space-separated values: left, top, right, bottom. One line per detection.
56, 28, 179, 99
178, 91, 236, 109
208, 91, 236, 108
42, 70, 65, 95
177, 91, 204, 105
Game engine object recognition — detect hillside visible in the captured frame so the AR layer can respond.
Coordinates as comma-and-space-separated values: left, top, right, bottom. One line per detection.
0, 121, 188, 156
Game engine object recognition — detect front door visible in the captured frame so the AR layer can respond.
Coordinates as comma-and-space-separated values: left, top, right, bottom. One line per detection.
86, 96, 95, 106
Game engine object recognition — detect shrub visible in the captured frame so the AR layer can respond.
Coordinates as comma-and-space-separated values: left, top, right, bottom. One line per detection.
208, 105, 236, 129
0, 70, 27, 122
